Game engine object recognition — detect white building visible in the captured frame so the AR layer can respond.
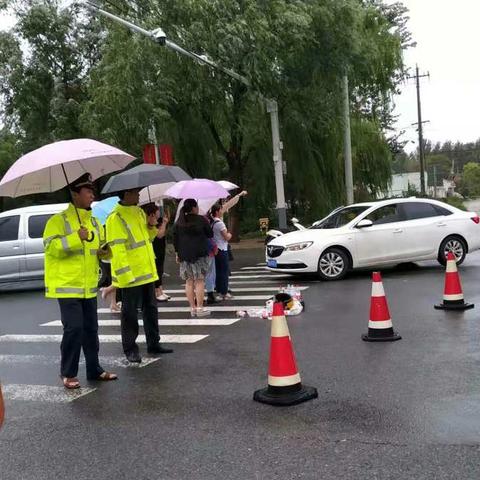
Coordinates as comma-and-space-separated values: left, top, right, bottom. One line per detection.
380, 172, 457, 199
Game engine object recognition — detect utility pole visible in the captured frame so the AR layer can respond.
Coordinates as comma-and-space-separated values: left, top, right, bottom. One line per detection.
81, 0, 288, 229
408, 65, 430, 196
342, 75, 354, 205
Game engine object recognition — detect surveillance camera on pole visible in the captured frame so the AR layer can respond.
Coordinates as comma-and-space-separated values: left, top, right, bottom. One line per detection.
151, 28, 167, 46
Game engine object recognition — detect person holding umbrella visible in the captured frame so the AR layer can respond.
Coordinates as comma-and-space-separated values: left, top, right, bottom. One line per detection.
0, 138, 135, 388
106, 188, 173, 363
43, 173, 117, 389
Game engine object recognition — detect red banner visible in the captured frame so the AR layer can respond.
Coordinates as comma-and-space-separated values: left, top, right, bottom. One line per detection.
143, 144, 157, 164
159, 144, 174, 166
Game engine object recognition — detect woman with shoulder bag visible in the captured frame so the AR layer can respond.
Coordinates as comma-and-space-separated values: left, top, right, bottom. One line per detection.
173, 199, 214, 317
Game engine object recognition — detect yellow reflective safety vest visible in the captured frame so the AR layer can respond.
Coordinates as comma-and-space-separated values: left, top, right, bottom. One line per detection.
106, 203, 158, 289
43, 203, 102, 299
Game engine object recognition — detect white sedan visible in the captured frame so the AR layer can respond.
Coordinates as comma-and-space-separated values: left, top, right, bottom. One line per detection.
266, 198, 480, 280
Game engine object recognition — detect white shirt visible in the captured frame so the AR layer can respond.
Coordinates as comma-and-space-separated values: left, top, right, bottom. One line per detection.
212, 219, 229, 251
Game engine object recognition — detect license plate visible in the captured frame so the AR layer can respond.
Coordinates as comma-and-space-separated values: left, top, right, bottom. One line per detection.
267, 259, 277, 268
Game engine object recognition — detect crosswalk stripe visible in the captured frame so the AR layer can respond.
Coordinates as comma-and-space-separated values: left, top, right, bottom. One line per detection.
229, 274, 291, 279
99, 305, 265, 314
3, 384, 96, 403
239, 266, 269, 271
228, 279, 295, 285
41, 319, 240, 327
163, 286, 308, 293
0, 334, 208, 343
0, 354, 160, 368
152, 295, 271, 302
257, 262, 267, 266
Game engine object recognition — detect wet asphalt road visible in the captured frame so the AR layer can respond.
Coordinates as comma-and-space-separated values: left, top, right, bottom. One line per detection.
1, 247, 480, 479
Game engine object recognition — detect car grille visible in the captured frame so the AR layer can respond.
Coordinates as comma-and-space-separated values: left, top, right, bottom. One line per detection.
266, 245, 285, 258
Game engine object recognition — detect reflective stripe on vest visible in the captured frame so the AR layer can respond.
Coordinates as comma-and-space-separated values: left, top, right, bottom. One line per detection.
111, 273, 153, 284
43, 234, 62, 248
115, 213, 146, 250
115, 266, 132, 276
54, 287, 98, 295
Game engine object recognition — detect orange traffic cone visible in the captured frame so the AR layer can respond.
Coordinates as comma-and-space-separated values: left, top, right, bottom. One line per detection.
253, 302, 317, 406
434, 252, 474, 311
362, 272, 401, 342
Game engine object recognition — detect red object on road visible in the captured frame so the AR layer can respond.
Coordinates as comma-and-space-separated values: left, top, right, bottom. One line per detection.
362, 271, 401, 342
253, 302, 317, 406
435, 252, 474, 311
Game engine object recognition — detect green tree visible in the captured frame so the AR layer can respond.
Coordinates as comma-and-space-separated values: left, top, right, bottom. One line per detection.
460, 162, 480, 198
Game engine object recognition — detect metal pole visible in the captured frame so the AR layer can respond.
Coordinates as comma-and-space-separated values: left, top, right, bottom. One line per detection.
433, 165, 437, 198
266, 99, 287, 230
415, 64, 426, 196
342, 75, 354, 205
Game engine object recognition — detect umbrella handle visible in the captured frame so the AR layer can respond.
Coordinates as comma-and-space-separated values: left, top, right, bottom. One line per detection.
86, 231, 95, 243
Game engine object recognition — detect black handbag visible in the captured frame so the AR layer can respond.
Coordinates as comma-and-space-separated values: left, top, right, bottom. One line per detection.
228, 244, 234, 261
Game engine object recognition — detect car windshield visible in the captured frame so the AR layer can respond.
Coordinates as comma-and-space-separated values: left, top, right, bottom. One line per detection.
310, 206, 370, 229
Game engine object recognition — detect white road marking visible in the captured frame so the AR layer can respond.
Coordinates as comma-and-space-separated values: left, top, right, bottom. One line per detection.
0, 354, 160, 369
98, 305, 265, 314
0, 334, 208, 343
239, 267, 269, 271
257, 262, 267, 266
163, 286, 308, 293
227, 279, 293, 285
41, 319, 240, 327
3, 384, 96, 403
228, 274, 291, 279
153, 294, 271, 302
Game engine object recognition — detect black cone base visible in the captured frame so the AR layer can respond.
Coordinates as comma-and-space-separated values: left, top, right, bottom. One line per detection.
253, 384, 318, 406
434, 301, 474, 311
362, 328, 402, 342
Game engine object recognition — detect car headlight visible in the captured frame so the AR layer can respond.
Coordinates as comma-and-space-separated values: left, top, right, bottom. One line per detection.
285, 241, 313, 251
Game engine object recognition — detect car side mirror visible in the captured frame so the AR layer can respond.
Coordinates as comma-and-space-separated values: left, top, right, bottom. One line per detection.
356, 219, 373, 229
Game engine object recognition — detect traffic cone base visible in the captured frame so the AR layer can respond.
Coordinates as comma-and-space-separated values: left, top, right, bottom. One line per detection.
253, 383, 318, 407
362, 328, 402, 342
434, 300, 474, 311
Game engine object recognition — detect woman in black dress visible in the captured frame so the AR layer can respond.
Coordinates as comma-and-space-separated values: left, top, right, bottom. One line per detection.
141, 203, 171, 302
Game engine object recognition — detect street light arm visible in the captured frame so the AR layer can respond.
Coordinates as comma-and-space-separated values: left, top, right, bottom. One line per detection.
82, 1, 250, 86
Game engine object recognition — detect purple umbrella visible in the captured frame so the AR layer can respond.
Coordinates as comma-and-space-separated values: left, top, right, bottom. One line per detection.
0, 138, 135, 198
164, 178, 229, 200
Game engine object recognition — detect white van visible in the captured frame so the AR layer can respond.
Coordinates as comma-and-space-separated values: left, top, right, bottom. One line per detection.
0, 203, 67, 284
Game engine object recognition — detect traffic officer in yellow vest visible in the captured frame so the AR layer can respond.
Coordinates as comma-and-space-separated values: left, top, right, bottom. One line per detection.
43, 173, 117, 389
106, 188, 173, 363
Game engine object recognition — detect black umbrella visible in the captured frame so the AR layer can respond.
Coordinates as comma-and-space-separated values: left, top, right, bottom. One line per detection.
101, 164, 191, 196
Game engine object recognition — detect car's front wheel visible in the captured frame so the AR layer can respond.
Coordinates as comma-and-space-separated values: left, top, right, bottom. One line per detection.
318, 248, 349, 281
437, 235, 467, 266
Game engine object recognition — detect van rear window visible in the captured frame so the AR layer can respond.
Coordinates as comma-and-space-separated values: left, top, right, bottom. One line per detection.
28, 214, 53, 239
0, 216, 20, 242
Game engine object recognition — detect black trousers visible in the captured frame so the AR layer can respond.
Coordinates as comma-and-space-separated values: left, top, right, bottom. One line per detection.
58, 298, 104, 380
120, 282, 160, 355
215, 250, 230, 295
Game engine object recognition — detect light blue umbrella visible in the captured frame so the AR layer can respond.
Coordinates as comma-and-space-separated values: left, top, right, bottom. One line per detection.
92, 196, 119, 225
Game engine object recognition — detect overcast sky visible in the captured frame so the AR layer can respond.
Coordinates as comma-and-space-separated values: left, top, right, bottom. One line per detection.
386, 0, 480, 151
1, 1, 480, 152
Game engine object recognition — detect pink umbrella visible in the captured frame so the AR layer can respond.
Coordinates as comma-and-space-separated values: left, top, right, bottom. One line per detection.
164, 178, 230, 200
0, 138, 135, 198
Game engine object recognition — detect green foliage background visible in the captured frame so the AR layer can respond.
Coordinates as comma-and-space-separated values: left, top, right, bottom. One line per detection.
0, 0, 411, 232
